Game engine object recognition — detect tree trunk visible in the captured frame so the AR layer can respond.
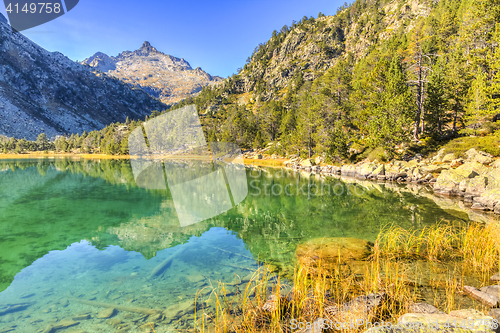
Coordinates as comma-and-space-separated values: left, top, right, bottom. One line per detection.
420, 85, 425, 134
413, 115, 421, 140
414, 52, 423, 140
438, 116, 442, 136
453, 108, 458, 135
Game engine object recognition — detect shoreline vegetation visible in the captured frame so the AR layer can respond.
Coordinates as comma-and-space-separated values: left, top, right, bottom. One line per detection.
0, 151, 287, 168
195, 222, 500, 333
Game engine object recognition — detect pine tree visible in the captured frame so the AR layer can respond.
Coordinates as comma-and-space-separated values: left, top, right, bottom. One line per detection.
464, 66, 490, 134
262, 101, 283, 141
36, 133, 48, 151
367, 54, 414, 156
293, 92, 321, 158
119, 136, 128, 155
313, 59, 352, 157
253, 131, 264, 149
488, 24, 500, 117
406, 29, 432, 139
425, 59, 447, 136
445, 50, 469, 135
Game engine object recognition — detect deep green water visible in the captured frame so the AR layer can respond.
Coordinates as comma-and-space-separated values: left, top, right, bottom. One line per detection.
0, 158, 472, 332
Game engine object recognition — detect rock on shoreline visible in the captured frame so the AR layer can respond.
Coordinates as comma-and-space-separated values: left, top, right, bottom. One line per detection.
260, 148, 500, 216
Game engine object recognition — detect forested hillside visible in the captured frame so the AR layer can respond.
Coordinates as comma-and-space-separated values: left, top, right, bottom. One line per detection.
173, 0, 500, 161
3, 0, 500, 160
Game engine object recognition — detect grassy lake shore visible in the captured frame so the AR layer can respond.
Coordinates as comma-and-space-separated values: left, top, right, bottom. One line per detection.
197, 222, 500, 333
0, 152, 286, 168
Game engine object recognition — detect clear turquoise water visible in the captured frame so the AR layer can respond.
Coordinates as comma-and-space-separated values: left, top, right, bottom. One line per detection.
0, 159, 472, 332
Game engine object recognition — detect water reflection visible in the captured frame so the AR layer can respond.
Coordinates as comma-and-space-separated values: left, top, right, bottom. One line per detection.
0, 158, 485, 331
0, 228, 253, 332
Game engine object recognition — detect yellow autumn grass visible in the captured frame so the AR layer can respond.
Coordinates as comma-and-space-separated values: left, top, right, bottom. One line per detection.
195, 253, 418, 332
373, 222, 500, 275
194, 221, 499, 332
243, 158, 285, 168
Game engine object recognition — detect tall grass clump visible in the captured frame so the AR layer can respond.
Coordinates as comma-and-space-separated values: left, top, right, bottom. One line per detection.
373, 223, 457, 261
459, 222, 500, 276
374, 222, 500, 275
195, 265, 288, 332
358, 260, 418, 323
195, 254, 420, 332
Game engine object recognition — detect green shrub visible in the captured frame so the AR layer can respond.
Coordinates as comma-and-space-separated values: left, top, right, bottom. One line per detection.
361, 146, 388, 162
442, 134, 500, 157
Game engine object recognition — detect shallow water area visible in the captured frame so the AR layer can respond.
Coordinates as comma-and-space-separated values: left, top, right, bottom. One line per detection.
1, 228, 255, 332
0, 158, 494, 332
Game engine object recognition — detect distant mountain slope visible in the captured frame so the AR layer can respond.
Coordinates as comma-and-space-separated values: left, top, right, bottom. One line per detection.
0, 14, 167, 140
82, 41, 222, 105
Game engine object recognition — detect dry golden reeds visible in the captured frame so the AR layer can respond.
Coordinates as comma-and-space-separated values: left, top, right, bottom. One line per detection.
194, 221, 499, 332
373, 222, 500, 274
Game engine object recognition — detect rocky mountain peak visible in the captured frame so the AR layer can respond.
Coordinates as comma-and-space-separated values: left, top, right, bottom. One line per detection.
82, 42, 222, 104
136, 41, 159, 55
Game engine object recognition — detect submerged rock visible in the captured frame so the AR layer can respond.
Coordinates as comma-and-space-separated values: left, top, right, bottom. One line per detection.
186, 273, 205, 283
72, 314, 91, 321
408, 303, 444, 314
325, 293, 388, 324
105, 318, 124, 328
96, 307, 116, 319
463, 285, 499, 307
41, 320, 79, 333
163, 299, 195, 320
296, 237, 372, 270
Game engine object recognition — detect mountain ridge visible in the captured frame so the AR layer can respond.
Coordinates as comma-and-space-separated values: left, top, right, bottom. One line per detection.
82, 41, 222, 104
0, 13, 167, 140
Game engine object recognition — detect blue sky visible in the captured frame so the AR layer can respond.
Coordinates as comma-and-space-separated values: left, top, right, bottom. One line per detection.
1, 0, 344, 77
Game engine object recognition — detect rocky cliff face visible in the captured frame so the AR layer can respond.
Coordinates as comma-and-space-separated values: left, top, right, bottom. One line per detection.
82, 41, 222, 105
0, 13, 167, 140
